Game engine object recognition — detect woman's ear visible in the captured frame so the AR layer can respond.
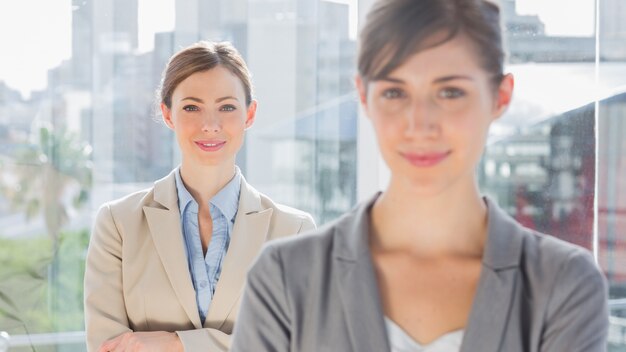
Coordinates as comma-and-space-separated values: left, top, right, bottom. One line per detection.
161, 103, 175, 130
493, 73, 514, 120
355, 75, 369, 113
244, 100, 258, 130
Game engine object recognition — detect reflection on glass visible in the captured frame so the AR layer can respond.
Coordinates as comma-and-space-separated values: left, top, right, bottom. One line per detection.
482, 0, 598, 249
481, 103, 595, 250
1, 0, 358, 349
0, 0, 623, 349
244, 0, 357, 225
597, 0, 626, 345
486, 1, 625, 350
0, 331, 9, 352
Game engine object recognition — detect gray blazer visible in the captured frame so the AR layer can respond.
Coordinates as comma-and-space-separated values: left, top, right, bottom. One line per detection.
231, 194, 609, 352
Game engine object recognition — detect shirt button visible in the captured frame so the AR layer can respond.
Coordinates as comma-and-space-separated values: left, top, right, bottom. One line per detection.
199, 280, 208, 289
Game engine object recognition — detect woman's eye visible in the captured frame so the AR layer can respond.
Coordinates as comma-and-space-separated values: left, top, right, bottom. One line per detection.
381, 88, 405, 100
220, 104, 237, 112
183, 105, 199, 112
438, 88, 466, 99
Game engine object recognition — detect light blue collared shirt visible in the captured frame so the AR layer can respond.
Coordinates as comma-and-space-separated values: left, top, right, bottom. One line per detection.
175, 167, 241, 324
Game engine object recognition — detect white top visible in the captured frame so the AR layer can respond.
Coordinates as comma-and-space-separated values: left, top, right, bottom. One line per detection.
384, 317, 464, 352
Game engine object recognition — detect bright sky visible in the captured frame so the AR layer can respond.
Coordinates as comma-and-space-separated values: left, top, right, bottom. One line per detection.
138, 0, 175, 53
516, 0, 595, 37
0, 0, 174, 98
0, 0, 72, 98
0, 0, 595, 98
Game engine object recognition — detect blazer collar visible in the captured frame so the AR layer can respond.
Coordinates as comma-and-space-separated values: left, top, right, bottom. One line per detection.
482, 196, 524, 270
333, 193, 524, 269
332, 193, 525, 351
153, 169, 179, 210
462, 196, 525, 351
332, 193, 378, 262
333, 193, 391, 351
205, 174, 273, 329
146, 171, 274, 330
144, 170, 202, 328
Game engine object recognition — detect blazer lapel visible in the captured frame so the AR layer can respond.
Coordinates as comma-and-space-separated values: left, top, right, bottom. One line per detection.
143, 171, 202, 329
461, 197, 524, 352
335, 194, 390, 352
461, 266, 519, 351
205, 178, 273, 329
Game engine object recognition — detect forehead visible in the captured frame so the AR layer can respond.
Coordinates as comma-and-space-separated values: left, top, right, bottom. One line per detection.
383, 36, 485, 81
172, 66, 245, 99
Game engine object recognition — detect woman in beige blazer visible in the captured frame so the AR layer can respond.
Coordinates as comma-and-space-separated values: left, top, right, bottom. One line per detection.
232, 0, 608, 351
84, 41, 315, 352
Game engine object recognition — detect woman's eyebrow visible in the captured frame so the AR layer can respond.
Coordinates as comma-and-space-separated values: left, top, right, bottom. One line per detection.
377, 77, 405, 84
181, 96, 204, 103
216, 96, 239, 103
434, 75, 474, 83
376, 75, 474, 84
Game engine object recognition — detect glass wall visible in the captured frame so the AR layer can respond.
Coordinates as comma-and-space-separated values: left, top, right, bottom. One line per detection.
479, 0, 598, 249
0, 0, 624, 350
489, 2, 626, 350
484, 1, 626, 348
486, 0, 626, 349
359, 0, 625, 350
596, 0, 626, 348
0, 0, 357, 350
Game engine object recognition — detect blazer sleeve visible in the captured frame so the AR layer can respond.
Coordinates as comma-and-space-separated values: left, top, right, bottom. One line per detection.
540, 249, 609, 352
84, 204, 131, 352
175, 329, 230, 351
230, 243, 291, 352
85, 205, 237, 352
300, 213, 316, 233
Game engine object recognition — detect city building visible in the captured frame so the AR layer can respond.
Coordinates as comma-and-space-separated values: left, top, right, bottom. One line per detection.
502, 0, 595, 63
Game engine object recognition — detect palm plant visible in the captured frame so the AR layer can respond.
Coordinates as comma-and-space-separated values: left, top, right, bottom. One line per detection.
1, 125, 92, 247
0, 125, 92, 334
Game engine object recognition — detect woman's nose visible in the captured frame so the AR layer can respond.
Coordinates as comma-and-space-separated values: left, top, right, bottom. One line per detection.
201, 113, 221, 133
404, 100, 440, 138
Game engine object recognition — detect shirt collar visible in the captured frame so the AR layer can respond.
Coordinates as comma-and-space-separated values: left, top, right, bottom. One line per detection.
175, 167, 195, 216
174, 166, 242, 222
210, 167, 242, 222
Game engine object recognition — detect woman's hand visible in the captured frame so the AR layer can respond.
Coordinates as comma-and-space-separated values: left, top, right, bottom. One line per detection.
98, 331, 183, 352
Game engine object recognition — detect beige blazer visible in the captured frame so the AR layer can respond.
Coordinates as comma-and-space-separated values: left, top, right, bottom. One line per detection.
84, 170, 315, 351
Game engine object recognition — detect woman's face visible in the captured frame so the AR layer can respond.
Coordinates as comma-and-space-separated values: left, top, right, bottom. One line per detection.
162, 66, 256, 168
357, 35, 513, 195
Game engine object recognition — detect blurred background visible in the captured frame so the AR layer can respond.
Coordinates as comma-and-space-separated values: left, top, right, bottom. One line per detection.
0, 0, 624, 350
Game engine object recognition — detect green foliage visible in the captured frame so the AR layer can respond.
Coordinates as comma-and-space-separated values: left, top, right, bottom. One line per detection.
0, 124, 93, 351
0, 125, 92, 243
51, 229, 90, 331
0, 235, 51, 333
0, 229, 89, 334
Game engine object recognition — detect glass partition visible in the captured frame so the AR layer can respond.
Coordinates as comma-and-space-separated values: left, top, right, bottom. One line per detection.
0, 0, 624, 349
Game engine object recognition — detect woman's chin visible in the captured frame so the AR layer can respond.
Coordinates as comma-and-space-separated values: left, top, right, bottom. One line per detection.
188, 154, 234, 168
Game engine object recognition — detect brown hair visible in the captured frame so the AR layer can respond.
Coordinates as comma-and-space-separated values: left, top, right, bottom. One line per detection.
159, 41, 253, 108
358, 0, 504, 88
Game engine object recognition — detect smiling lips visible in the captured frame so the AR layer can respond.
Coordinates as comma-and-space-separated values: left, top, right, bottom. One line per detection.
401, 150, 451, 167
195, 140, 226, 152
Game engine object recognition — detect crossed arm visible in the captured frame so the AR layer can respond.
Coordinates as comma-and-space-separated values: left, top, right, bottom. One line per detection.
83, 204, 231, 352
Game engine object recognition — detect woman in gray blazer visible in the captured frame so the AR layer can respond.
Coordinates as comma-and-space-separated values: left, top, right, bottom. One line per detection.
231, 0, 609, 351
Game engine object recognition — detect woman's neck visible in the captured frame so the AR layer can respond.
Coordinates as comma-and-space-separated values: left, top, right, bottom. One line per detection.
370, 177, 488, 258
179, 161, 236, 206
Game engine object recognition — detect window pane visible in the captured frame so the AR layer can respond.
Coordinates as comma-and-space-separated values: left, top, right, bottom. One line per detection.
596, 0, 626, 348
244, 0, 357, 224
0, 0, 357, 349
1, 1, 92, 349
481, 0, 597, 250
1, 0, 621, 349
